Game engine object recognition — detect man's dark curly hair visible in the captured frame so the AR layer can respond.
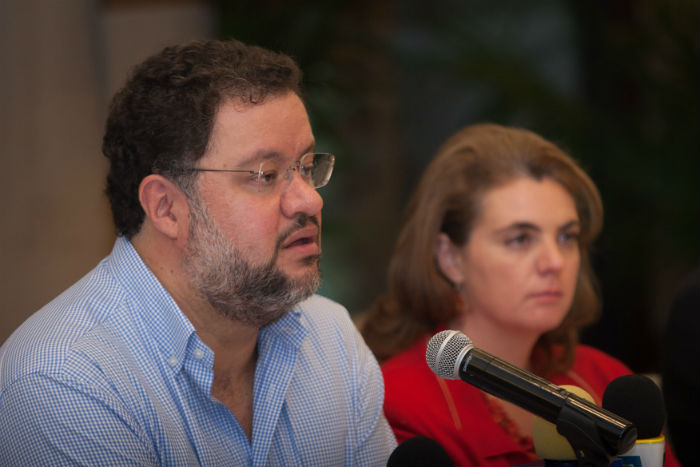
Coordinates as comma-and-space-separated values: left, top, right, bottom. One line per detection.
102, 39, 303, 238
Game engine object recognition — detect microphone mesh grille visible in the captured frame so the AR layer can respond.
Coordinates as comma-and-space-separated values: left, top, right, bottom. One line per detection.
426, 330, 472, 379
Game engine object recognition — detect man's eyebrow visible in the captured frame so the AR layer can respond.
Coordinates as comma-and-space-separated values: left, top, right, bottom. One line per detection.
222, 150, 281, 169
236, 143, 316, 168
300, 142, 316, 156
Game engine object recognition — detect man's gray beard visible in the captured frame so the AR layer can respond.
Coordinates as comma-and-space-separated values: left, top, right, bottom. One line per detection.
183, 194, 321, 328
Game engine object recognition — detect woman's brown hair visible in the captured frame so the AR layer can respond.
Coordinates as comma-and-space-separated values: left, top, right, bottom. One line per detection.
361, 123, 603, 376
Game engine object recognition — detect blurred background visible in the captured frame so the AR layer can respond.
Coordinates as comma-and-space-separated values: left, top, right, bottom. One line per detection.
1, 0, 697, 375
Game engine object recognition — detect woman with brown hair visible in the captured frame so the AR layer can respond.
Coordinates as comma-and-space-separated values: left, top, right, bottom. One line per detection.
362, 123, 634, 466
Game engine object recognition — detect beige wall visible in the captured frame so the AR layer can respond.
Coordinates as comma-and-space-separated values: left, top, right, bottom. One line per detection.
0, 1, 214, 344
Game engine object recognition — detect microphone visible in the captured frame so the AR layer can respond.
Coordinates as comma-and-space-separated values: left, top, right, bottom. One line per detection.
426, 330, 637, 465
386, 436, 455, 467
603, 375, 666, 467
532, 385, 596, 466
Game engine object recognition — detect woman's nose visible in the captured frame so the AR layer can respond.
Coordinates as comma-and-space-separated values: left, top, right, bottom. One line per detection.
536, 240, 564, 274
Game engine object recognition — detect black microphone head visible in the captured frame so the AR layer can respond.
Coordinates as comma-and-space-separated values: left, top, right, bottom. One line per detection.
426, 330, 472, 379
387, 436, 455, 467
602, 374, 666, 439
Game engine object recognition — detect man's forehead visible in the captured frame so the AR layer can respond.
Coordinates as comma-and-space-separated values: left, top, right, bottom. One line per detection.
218, 91, 303, 115
204, 95, 314, 167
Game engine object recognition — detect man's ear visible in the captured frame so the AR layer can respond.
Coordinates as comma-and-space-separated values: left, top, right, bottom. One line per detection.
435, 232, 465, 287
138, 174, 189, 240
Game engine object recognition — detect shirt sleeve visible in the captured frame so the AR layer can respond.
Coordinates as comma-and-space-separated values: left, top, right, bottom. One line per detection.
349, 326, 398, 467
0, 372, 159, 466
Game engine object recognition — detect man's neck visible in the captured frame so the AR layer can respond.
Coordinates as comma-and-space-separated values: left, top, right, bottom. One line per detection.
131, 228, 259, 348
172, 272, 259, 441
131, 229, 259, 439
193, 311, 258, 442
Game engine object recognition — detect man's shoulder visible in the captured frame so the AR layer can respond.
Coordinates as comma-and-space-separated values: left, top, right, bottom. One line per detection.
0, 259, 127, 390
293, 293, 348, 324
293, 294, 370, 356
297, 293, 348, 318
296, 294, 358, 335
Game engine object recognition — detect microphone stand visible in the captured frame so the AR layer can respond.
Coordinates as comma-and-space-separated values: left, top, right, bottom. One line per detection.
555, 402, 613, 467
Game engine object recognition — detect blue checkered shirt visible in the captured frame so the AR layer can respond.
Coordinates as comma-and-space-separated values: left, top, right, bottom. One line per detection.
0, 237, 396, 466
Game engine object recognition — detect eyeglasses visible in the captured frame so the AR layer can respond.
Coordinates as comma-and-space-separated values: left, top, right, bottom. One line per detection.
181, 152, 335, 194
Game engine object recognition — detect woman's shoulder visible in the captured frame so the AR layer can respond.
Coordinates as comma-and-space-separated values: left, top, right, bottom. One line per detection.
551, 344, 632, 403
382, 337, 429, 371
573, 344, 632, 375
381, 336, 438, 390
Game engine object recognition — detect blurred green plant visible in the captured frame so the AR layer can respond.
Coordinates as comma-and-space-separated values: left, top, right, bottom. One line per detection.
218, 0, 698, 373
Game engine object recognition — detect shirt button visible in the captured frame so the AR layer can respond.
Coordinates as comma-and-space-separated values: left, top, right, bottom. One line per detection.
167, 356, 178, 367
193, 349, 204, 360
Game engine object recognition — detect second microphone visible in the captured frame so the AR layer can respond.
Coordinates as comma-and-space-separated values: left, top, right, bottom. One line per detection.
426, 330, 637, 459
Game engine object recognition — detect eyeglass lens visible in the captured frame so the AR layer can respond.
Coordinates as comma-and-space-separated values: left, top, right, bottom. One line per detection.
257, 153, 334, 192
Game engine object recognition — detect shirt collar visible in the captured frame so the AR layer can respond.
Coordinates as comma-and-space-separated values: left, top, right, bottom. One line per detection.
259, 304, 309, 349
108, 236, 195, 373
108, 237, 311, 370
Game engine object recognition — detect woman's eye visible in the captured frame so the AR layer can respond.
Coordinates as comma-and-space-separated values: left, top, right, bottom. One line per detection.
559, 231, 580, 245
506, 233, 530, 247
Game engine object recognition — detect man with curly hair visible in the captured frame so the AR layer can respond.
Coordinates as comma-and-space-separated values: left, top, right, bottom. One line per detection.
0, 39, 395, 466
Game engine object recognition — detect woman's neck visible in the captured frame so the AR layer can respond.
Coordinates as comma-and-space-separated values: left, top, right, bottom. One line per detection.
448, 313, 542, 441
448, 314, 539, 372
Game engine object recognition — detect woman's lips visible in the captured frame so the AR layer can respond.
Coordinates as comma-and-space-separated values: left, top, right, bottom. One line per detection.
528, 290, 563, 302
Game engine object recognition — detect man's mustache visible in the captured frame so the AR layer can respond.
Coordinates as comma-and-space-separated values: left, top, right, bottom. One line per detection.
275, 214, 320, 251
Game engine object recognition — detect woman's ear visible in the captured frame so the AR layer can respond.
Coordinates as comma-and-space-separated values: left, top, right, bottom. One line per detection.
435, 232, 465, 287
138, 174, 189, 240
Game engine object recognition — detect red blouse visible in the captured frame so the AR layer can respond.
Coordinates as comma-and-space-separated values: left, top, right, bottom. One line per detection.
381, 336, 678, 466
